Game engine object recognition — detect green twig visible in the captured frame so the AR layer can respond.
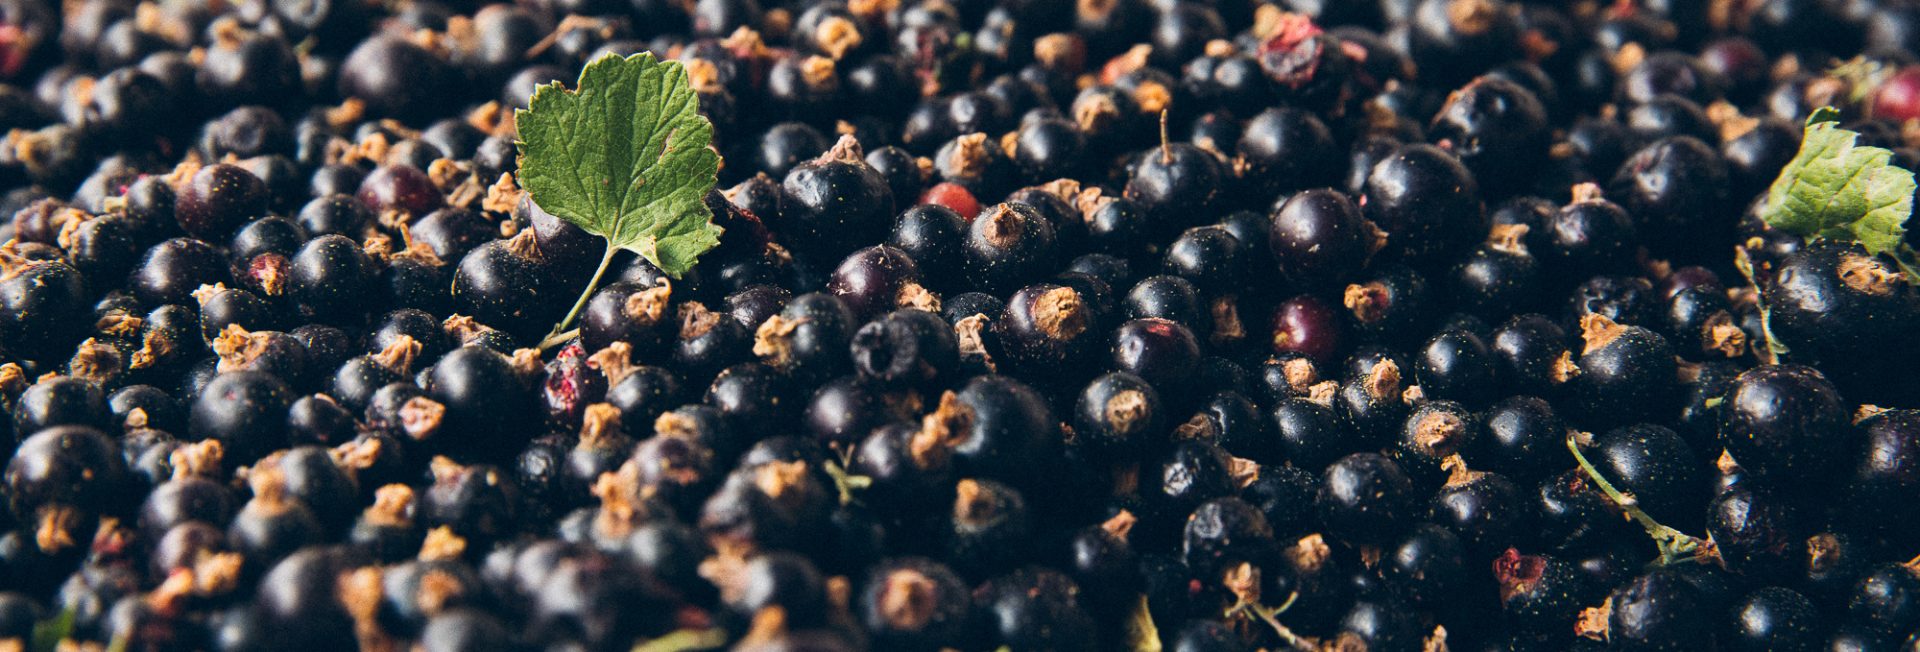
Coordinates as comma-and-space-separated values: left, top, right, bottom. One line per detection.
1565, 433, 1714, 567
540, 244, 619, 350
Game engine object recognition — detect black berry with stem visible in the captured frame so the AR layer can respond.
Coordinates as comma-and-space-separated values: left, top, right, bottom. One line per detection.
674, 301, 752, 385
782, 136, 895, 261
1125, 111, 1222, 226
962, 202, 1058, 294
1761, 241, 1920, 402
1272, 393, 1346, 471
1452, 224, 1542, 319
1493, 549, 1591, 640
1566, 427, 1712, 564
580, 281, 673, 357
1663, 282, 1747, 360
1343, 264, 1432, 345
858, 557, 972, 651
453, 230, 555, 343
1392, 400, 1480, 487
1560, 314, 1677, 428
1074, 371, 1161, 461
993, 283, 1095, 381
753, 292, 856, 384
1429, 464, 1529, 558
946, 478, 1031, 579
1543, 183, 1636, 279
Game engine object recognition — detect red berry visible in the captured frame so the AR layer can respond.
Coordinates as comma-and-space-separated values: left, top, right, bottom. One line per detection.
920, 182, 981, 221
1873, 67, 1920, 122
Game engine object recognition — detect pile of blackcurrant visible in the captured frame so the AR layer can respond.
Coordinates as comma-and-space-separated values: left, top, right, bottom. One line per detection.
4, 0, 1920, 650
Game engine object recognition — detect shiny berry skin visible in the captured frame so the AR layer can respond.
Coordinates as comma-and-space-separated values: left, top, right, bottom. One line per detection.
1073, 371, 1161, 460
0, 259, 88, 362
426, 346, 537, 463
1585, 424, 1708, 530
754, 292, 856, 384
1429, 77, 1549, 195
1762, 241, 1920, 401
1317, 452, 1417, 546
1110, 318, 1200, 392
1269, 294, 1343, 365
962, 202, 1058, 294
1267, 186, 1374, 289
1125, 140, 1224, 228
1725, 587, 1821, 652
356, 164, 443, 217
1562, 315, 1677, 428
188, 371, 294, 464
828, 244, 928, 322
946, 375, 1059, 483
1493, 549, 1591, 639
888, 205, 968, 290
1472, 396, 1563, 481
782, 136, 896, 260
1719, 365, 1849, 484
337, 35, 454, 123
1609, 569, 1713, 650
1706, 483, 1806, 583
452, 232, 553, 341
1236, 107, 1339, 197
1363, 144, 1485, 265
1608, 136, 1731, 257
1415, 328, 1498, 407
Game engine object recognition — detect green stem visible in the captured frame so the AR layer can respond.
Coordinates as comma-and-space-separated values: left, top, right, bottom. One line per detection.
540, 243, 618, 350
1565, 433, 1713, 566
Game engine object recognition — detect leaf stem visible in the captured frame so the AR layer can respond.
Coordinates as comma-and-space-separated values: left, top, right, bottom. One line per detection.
541, 243, 618, 351
1565, 432, 1714, 567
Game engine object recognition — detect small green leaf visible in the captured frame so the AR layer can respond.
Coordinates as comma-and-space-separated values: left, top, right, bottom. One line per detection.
1758, 106, 1916, 257
516, 52, 724, 278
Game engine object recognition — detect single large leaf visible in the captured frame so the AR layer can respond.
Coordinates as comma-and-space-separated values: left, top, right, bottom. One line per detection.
515, 52, 723, 276
1758, 107, 1916, 256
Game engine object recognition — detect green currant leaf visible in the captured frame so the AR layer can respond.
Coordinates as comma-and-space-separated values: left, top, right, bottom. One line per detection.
515, 52, 723, 277
1759, 106, 1916, 257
